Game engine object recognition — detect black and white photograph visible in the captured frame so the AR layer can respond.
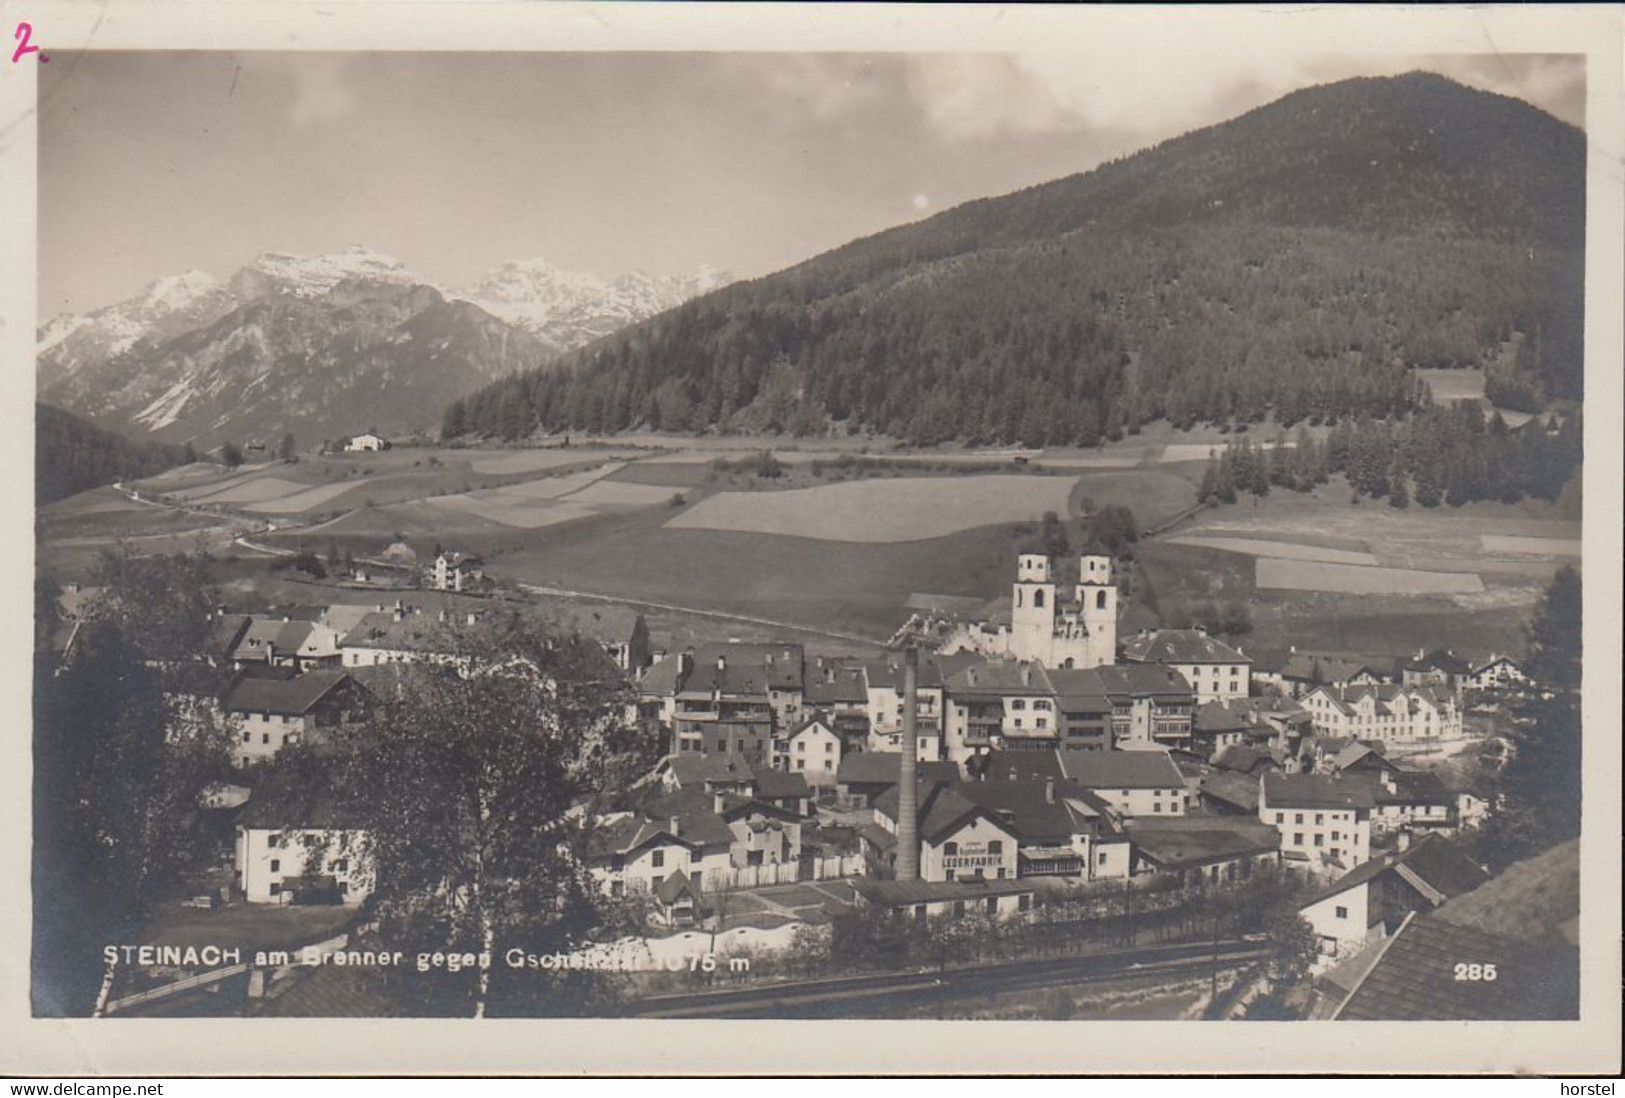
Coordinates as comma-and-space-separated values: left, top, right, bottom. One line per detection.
5, 1, 1621, 1078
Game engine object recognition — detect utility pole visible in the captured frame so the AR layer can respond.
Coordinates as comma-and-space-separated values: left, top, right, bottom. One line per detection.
896, 645, 921, 882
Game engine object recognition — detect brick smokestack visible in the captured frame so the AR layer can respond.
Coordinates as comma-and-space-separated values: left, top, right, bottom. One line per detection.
896, 645, 921, 882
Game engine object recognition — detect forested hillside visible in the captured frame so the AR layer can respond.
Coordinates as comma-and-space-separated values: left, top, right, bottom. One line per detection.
446, 73, 1584, 446
36, 403, 188, 505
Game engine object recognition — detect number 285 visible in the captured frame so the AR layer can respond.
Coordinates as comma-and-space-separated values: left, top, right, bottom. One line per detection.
1453, 962, 1498, 981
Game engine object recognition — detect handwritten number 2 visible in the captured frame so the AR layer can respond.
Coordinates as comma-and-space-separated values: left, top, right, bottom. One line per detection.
13, 23, 43, 64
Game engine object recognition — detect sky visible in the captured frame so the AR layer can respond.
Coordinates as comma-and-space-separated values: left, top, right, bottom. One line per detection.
38, 50, 1585, 319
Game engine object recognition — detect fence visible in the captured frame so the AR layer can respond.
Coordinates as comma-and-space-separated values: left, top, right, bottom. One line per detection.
714, 854, 863, 890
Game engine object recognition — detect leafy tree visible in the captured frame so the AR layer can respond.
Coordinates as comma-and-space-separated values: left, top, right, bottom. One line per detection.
333, 616, 661, 1017
278, 432, 297, 461
219, 440, 244, 468
33, 551, 234, 1015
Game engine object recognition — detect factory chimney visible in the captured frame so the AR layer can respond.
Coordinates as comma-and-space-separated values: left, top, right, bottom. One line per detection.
896, 645, 921, 882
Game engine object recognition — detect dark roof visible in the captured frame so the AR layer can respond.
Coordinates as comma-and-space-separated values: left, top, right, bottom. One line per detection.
1194, 701, 1252, 734
637, 653, 686, 696
654, 869, 696, 905
240, 772, 361, 830
588, 799, 735, 858
1200, 770, 1262, 812
851, 877, 1035, 908
1044, 668, 1114, 712
1092, 664, 1195, 697
338, 611, 455, 654
273, 619, 317, 653
207, 614, 252, 658
862, 657, 946, 692
1057, 750, 1186, 790
1404, 648, 1471, 675
683, 643, 805, 694
1121, 629, 1250, 666
872, 782, 997, 844
1336, 915, 1575, 1021
1126, 818, 1279, 869
950, 779, 1113, 842
1298, 834, 1490, 913
836, 752, 959, 787
750, 767, 811, 803
1211, 744, 1282, 774
804, 668, 870, 706
973, 749, 1065, 782
223, 671, 353, 716
662, 754, 753, 788
1262, 772, 1376, 810
943, 660, 1053, 699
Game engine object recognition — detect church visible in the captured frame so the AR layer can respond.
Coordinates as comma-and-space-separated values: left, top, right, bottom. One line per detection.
934, 552, 1119, 670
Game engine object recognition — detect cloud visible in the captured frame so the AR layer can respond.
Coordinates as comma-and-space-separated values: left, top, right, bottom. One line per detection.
895, 51, 1585, 144
762, 55, 889, 122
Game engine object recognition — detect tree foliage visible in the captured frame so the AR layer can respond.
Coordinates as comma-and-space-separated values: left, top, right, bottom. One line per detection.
36, 403, 189, 506
332, 615, 662, 1017
32, 550, 234, 1015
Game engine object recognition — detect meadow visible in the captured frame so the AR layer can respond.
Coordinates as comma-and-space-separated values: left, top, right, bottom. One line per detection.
664, 475, 1080, 543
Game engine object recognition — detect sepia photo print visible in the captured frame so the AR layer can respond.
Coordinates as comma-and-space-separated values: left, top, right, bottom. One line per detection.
8, 2, 1622, 1077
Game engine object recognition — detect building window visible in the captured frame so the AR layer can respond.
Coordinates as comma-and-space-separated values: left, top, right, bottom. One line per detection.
651, 850, 665, 868
1011, 700, 1026, 711
997, 868, 1007, 880
986, 897, 999, 915
953, 901, 966, 917
988, 840, 1003, 855
1034, 589, 1046, 609
1019, 894, 1032, 912
269, 883, 280, 895
262, 733, 271, 745
944, 842, 958, 857
651, 875, 663, 890
1276, 813, 1284, 824
242, 731, 251, 743
269, 859, 281, 873
1294, 833, 1304, 846
1315, 813, 1324, 825
946, 869, 957, 882
1295, 813, 1304, 824
1314, 834, 1324, 847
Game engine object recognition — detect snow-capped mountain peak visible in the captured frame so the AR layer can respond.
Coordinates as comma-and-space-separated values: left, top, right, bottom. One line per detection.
233, 245, 431, 298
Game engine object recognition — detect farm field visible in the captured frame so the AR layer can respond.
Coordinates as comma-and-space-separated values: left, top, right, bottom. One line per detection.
1165, 536, 1378, 566
665, 475, 1080, 543
1256, 558, 1484, 595
1140, 481, 1578, 662
489, 507, 1040, 640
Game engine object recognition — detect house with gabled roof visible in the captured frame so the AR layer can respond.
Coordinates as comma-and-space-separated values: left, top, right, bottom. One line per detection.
1125, 816, 1281, 887
1328, 840, 1578, 1021
1091, 664, 1196, 751
836, 751, 960, 807
941, 659, 1059, 758
235, 772, 372, 906
1259, 772, 1375, 872
1297, 833, 1489, 961
1301, 682, 1462, 745
870, 780, 1021, 883
1464, 653, 1527, 692
952, 776, 1129, 880
861, 654, 947, 757
1052, 750, 1189, 819
586, 802, 735, 900
779, 712, 843, 786
1122, 627, 1252, 701
222, 671, 373, 767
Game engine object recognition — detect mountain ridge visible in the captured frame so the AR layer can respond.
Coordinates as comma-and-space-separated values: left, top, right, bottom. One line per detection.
446, 72, 1584, 446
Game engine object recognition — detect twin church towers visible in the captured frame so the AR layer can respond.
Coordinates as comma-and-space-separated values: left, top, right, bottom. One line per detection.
1006, 553, 1118, 670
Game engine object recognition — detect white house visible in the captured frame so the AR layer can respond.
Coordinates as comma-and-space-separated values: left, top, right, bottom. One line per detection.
432, 552, 484, 593
586, 807, 734, 899
344, 433, 387, 452
234, 783, 373, 905
871, 782, 1021, 883
1301, 683, 1463, 745
1121, 628, 1252, 702
1259, 773, 1374, 873
1055, 750, 1189, 819
781, 713, 843, 786
1465, 655, 1528, 692
1296, 834, 1489, 960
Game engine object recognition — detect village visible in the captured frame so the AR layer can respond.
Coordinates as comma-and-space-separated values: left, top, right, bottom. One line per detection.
48, 539, 1572, 1022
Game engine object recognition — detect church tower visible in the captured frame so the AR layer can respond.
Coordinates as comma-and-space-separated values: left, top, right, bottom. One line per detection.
1076, 553, 1118, 666
1008, 553, 1056, 663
